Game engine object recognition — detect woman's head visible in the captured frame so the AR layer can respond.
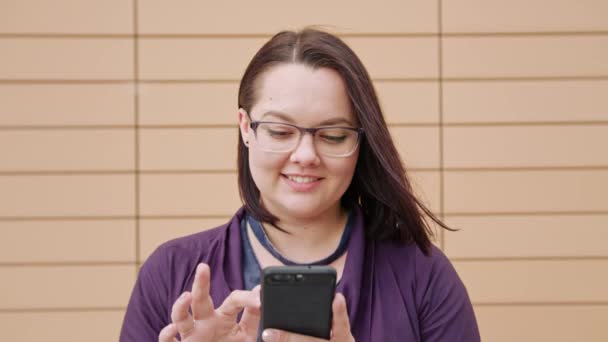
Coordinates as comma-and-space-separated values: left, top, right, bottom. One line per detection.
237, 28, 445, 254
238, 63, 359, 222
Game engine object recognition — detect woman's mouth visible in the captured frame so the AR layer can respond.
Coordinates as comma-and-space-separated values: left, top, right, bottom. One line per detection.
282, 174, 323, 192
285, 175, 321, 183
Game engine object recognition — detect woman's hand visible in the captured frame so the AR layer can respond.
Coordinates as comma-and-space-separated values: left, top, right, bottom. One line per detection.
260, 293, 355, 342
159, 263, 261, 342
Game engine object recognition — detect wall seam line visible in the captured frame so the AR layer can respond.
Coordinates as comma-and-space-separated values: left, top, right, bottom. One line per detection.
133, 0, 141, 273
438, 0, 446, 250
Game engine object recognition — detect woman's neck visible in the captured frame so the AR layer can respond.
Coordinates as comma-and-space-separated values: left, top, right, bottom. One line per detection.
262, 206, 348, 262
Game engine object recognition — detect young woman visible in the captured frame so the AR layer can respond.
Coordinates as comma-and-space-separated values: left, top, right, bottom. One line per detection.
120, 28, 480, 342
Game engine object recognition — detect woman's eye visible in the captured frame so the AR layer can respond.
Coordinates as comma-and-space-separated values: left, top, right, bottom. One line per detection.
321, 135, 347, 143
268, 129, 294, 137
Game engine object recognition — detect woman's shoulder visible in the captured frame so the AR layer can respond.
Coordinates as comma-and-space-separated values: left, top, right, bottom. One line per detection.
158, 221, 233, 263
139, 220, 233, 281
375, 239, 460, 290
377, 239, 450, 267
157, 222, 230, 256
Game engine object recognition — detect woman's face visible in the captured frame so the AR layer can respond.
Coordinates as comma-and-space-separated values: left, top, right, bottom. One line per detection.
239, 63, 359, 221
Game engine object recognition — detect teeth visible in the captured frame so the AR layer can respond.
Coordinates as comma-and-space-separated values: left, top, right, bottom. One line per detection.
287, 175, 319, 183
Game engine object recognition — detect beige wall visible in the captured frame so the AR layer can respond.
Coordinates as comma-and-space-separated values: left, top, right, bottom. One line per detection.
1, 1, 607, 341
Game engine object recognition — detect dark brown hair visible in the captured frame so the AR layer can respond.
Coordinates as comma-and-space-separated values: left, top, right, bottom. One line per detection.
237, 28, 449, 255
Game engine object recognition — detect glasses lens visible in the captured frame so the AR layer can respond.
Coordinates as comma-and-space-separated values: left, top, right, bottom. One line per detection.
255, 123, 299, 152
315, 128, 359, 156
253, 123, 361, 156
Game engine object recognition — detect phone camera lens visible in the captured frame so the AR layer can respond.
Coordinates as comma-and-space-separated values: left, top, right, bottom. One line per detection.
270, 274, 294, 283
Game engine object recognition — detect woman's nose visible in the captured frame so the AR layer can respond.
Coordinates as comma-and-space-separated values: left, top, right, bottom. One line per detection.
289, 134, 321, 166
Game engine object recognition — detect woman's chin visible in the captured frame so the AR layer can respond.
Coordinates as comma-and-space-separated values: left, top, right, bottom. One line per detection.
275, 201, 340, 222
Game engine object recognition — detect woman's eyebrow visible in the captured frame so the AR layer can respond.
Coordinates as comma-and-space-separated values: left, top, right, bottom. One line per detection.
318, 118, 354, 126
260, 111, 354, 126
260, 111, 294, 122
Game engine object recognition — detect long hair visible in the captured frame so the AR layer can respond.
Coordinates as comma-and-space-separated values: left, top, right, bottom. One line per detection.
237, 28, 449, 255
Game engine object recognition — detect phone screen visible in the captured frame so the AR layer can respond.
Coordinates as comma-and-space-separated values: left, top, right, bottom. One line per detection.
260, 266, 336, 339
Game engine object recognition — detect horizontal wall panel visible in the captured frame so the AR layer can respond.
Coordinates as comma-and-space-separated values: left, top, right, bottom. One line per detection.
139, 37, 438, 80
409, 171, 440, 213
444, 125, 608, 168
444, 215, 608, 258
139, 0, 436, 34
140, 218, 230, 261
139, 81, 439, 126
0, 311, 124, 342
0, 130, 135, 171
475, 305, 608, 342
139, 83, 237, 125
444, 0, 608, 33
139, 81, 438, 126
0, 265, 134, 309
444, 170, 608, 214
0, 175, 135, 217
140, 172, 438, 216
140, 128, 237, 171
0, 0, 133, 34
443, 36, 608, 78
0, 84, 134, 126
390, 126, 439, 169
343, 37, 437, 79
140, 173, 240, 216
0, 220, 135, 263
0, 38, 133, 79
139, 38, 265, 80
376, 81, 439, 124
443, 80, 608, 123
454, 260, 608, 303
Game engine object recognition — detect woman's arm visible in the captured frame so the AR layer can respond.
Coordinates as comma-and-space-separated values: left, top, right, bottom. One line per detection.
120, 247, 172, 341
416, 246, 481, 342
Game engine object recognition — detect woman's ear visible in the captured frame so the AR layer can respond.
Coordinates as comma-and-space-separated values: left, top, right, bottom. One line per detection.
238, 108, 250, 146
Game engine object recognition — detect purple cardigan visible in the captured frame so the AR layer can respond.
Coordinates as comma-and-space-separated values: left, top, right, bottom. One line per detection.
120, 207, 480, 341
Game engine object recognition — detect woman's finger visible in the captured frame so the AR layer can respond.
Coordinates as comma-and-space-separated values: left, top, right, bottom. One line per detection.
261, 329, 327, 342
170, 292, 195, 338
158, 323, 179, 342
216, 289, 261, 320
330, 293, 353, 340
238, 285, 261, 335
190, 263, 215, 320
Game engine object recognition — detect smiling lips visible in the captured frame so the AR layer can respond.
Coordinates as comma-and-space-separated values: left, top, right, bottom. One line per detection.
282, 174, 323, 192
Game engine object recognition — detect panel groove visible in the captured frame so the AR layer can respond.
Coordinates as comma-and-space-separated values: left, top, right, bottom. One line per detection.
1, 257, 608, 266
443, 166, 608, 171
133, 0, 141, 271
5, 166, 608, 176
7, 212, 605, 221
445, 211, 608, 216
451, 256, 608, 262
444, 76, 608, 82
0, 261, 136, 267
3, 32, 608, 38
443, 122, 608, 127
0, 307, 126, 313
3, 122, 608, 130
438, 0, 445, 249
473, 302, 608, 307
0, 80, 133, 84
4, 76, 608, 83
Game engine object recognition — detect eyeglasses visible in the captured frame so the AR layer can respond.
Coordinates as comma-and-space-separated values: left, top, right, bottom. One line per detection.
249, 121, 364, 157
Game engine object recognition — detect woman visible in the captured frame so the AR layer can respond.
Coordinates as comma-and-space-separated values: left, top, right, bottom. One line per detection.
120, 28, 480, 342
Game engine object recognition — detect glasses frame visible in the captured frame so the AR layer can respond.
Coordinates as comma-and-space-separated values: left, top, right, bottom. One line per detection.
248, 120, 364, 157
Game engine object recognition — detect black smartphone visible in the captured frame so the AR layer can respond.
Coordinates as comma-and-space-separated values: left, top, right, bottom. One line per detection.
260, 265, 336, 340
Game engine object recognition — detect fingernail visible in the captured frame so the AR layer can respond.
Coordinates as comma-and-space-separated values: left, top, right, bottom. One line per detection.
262, 329, 279, 342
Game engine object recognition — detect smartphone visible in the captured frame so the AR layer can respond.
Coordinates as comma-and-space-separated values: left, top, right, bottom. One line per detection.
260, 265, 336, 339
